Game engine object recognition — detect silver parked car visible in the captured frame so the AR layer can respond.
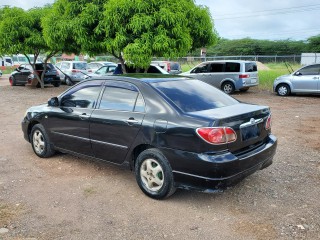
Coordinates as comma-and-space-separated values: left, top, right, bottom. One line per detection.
87, 61, 116, 73
55, 61, 88, 85
181, 60, 259, 94
273, 64, 320, 96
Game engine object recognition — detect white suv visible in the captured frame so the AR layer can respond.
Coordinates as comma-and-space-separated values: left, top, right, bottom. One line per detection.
55, 61, 88, 85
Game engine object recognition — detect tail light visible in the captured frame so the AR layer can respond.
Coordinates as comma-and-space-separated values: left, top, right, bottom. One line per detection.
72, 69, 80, 73
239, 74, 250, 78
265, 115, 272, 130
166, 62, 170, 72
196, 127, 237, 145
88, 69, 92, 73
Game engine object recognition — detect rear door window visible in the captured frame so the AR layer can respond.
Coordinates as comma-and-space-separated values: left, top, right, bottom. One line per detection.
245, 62, 257, 72
98, 82, 145, 112
73, 62, 87, 70
210, 63, 225, 72
225, 62, 240, 72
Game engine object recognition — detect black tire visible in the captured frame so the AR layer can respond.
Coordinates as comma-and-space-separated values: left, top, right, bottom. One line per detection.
36, 82, 41, 88
30, 124, 55, 158
135, 148, 176, 199
53, 82, 61, 87
9, 76, 16, 86
276, 84, 290, 96
221, 81, 235, 94
65, 77, 73, 86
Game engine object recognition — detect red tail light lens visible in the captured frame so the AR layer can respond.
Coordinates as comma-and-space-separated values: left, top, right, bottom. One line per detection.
196, 127, 237, 145
239, 74, 250, 78
167, 62, 170, 72
72, 69, 80, 73
265, 115, 272, 130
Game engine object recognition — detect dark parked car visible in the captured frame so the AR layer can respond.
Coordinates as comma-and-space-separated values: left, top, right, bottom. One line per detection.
9, 63, 61, 87
22, 75, 277, 199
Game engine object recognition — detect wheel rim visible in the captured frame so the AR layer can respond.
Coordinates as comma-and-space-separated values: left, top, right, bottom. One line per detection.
33, 130, 45, 155
66, 77, 72, 85
278, 86, 288, 96
140, 158, 164, 192
223, 84, 233, 94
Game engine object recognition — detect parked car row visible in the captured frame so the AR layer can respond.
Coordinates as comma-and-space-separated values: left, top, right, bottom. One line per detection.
7, 59, 318, 96
9, 63, 60, 87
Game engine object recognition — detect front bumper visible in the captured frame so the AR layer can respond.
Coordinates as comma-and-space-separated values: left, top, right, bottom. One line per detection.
162, 134, 277, 192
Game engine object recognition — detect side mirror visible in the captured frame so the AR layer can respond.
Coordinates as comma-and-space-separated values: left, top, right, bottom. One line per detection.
295, 71, 302, 76
48, 97, 59, 107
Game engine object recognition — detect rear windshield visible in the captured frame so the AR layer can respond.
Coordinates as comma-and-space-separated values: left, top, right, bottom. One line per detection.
245, 62, 257, 72
151, 79, 238, 112
73, 62, 87, 70
170, 62, 180, 70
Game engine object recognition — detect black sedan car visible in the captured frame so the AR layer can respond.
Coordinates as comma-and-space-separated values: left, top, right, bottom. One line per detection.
9, 63, 61, 87
22, 75, 277, 199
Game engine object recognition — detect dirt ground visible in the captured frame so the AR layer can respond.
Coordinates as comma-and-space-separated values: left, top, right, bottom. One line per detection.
0, 74, 319, 240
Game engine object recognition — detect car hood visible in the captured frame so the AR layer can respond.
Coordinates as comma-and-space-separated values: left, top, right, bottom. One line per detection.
276, 74, 291, 80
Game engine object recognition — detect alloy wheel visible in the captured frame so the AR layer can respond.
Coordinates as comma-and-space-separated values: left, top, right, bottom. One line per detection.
33, 130, 45, 155
140, 158, 164, 192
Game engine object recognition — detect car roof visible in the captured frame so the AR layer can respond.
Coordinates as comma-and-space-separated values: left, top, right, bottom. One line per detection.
86, 74, 189, 84
201, 60, 256, 63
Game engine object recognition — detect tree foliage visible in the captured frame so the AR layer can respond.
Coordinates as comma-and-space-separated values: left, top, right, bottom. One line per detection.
205, 38, 308, 56
42, 0, 107, 56
102, 0, 217, 71
307, 35, 320, 52
0, 6, 59, 88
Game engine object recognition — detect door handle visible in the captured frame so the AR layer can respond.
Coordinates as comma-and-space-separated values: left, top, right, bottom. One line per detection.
79, 113, 90, 120
126, 118, 139, 124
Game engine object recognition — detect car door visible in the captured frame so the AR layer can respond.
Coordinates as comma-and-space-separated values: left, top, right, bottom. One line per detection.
291, 64, 320, 92
205, 62, 226, 88
90, 81, 145, 164
45, 80, 104, 155
189, 63, 210, 82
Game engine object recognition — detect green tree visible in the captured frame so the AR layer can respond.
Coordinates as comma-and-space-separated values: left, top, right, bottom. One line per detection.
102, 0, 217, 72
42, 0, 107, 58
0, 6, 60, 88
307, 35, 320, 52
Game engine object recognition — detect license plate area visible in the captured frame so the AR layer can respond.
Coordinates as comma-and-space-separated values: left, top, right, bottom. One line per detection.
240, 124, 260, 141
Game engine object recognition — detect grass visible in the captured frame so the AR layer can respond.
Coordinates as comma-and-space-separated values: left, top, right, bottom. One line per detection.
258, 63, 300, 91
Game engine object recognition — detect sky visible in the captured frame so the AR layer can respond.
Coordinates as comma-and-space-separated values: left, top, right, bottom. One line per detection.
1, 0, 319, 41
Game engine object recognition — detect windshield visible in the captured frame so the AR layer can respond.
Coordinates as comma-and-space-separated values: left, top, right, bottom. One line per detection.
151, 79, 238, 112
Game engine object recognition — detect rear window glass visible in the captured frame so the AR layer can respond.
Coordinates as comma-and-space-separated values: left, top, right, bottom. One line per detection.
73, 62, 87, 70
170, 62, 180, 70
151, 79, 238, 112
245, 63, 257, 72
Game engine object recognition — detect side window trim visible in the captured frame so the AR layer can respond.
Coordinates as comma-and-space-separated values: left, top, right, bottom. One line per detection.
97, 81, 146, 113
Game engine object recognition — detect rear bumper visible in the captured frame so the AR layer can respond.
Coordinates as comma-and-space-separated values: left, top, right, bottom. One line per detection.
162, 134, 277, 192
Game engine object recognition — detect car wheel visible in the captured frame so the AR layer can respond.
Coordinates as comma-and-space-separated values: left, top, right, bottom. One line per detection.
221, 81, 235, 94
30, 124, 55, 158
135, 149, 176, 199
53, 82, 61, 87
65, 77, 73, 86
276, 84, 290, 96
9, 76, 16, 86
